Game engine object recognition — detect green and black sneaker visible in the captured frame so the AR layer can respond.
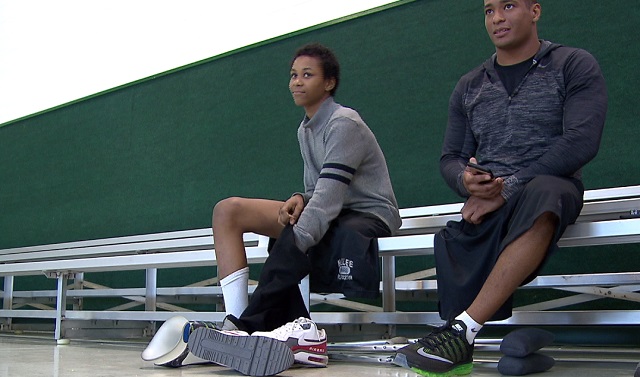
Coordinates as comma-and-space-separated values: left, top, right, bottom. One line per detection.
393, 320, 473, 377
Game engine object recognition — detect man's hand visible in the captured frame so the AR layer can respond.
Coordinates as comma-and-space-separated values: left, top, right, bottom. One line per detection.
278, 194, 305, 226
461, 195, 506, 224
463, 158, 503, 199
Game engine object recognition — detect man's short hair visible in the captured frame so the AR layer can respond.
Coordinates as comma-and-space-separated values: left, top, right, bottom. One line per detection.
291, 43, 340, 97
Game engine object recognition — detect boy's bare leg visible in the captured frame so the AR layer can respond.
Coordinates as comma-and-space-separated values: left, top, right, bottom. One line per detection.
467, 212, 558, 324
213, 197, 285, 279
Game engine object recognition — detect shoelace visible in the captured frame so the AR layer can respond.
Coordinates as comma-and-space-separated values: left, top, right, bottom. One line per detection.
417, 326, 451, 350
189, 320, 218, 332
417, 323, 468, 362
270, 317, 310, 338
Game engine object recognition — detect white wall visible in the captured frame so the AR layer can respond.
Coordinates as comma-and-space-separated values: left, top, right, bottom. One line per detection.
0, 0, 398, 125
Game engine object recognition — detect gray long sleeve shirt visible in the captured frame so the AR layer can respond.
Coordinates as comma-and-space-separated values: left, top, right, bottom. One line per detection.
293, 97, 401, 252
441, 40, 608, 200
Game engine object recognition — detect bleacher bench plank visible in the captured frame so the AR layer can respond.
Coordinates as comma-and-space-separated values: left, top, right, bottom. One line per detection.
0, 185, 639, 340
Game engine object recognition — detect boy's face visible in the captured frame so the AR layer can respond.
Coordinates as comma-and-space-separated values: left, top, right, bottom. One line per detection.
289, 56, 335, 114
483, 0, 540, 51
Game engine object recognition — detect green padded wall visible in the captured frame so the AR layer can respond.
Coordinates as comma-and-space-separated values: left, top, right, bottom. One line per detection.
1, 0, 638, 265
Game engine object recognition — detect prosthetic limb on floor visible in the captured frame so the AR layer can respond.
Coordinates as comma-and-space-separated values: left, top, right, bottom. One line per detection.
140, 316, 213, 367
142, 315, 328, 368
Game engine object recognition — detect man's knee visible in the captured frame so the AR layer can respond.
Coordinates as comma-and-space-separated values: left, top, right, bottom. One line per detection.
534, 211, 559, 230
525, 176, 580, 197
526, 176, 560, 193
523, 176, 583, 222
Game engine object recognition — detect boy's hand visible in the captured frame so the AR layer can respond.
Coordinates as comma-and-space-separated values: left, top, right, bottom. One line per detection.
278, 195, 305, 226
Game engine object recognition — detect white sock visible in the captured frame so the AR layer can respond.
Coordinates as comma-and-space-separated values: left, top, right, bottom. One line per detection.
455, 311, 483, 345
220, 267, 249, 318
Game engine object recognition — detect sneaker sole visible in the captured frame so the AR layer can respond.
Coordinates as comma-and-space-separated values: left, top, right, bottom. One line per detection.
393, 353, 472, 377
188, 328, 294, 376
293, 350, 328, 367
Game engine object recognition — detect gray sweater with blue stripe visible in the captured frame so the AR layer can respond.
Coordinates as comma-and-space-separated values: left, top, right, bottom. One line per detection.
293, 97, 401, 251
441, 40, 608, 200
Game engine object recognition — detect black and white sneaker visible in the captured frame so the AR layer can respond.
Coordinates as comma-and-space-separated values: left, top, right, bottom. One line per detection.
393, 320, 474, 376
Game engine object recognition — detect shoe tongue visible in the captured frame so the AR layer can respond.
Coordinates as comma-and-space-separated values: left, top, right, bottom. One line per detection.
301, 323, 311, 330
221, 317, 239, 331
452, 323, 465, 333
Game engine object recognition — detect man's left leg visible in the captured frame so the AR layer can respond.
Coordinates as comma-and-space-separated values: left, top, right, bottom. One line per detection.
393, 213, 556, 376
467, 211, 557, 324
394, 176, 582, 376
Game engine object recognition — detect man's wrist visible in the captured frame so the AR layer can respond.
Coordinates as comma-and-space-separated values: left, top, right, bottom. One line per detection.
501, 175, 520, 201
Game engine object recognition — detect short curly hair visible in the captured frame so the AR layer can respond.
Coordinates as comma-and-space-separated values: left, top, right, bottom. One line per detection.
290, 43, 340, 97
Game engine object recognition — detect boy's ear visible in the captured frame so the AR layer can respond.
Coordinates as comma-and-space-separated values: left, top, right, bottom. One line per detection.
325, 78, 336, 92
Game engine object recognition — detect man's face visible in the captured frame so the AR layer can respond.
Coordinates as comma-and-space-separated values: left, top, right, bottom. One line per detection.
484, 0, 540, 51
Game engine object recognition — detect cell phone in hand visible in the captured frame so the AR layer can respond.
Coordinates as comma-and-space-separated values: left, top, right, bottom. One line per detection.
466, 161, 494, 179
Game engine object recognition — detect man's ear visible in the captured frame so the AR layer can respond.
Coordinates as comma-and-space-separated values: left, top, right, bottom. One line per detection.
531, 3, 541, 23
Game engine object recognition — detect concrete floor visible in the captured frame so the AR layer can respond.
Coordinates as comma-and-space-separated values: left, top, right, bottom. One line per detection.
0, 334, 638, 377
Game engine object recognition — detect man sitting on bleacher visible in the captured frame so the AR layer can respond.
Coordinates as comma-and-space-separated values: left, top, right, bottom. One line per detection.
393, 1, 608, 376
142, 43, 401, 376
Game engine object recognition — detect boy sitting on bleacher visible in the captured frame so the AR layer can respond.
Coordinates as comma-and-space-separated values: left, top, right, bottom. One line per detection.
142, 43, 401, 376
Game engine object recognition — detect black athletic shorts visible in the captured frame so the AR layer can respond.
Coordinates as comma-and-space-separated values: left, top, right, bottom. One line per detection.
268, 209, 391, 299
434, 175, 584, 321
